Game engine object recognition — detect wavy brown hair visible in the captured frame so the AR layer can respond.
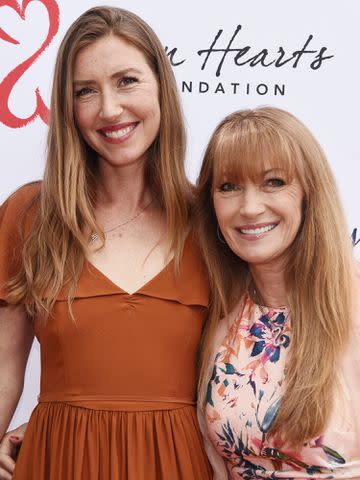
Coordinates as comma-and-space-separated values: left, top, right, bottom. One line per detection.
6, 6, 191, 316
196, 107, 354, 446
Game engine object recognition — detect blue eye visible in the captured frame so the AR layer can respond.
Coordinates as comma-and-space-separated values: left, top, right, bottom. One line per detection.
119, 76, 138, 87
74, 87, 94, 97
217, 182, 242, 196
266, 178, 285, 187
219, 182, 238, 192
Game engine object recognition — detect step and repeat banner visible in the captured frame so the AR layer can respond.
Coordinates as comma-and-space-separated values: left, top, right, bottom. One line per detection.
1, 0, 359, 428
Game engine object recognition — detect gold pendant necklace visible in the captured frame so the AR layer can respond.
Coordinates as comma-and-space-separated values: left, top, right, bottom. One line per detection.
89, 198, 154, 243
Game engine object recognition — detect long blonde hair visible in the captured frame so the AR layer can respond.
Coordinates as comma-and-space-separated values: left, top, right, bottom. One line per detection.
6, 6, 191, 316
196, 107, 354, 446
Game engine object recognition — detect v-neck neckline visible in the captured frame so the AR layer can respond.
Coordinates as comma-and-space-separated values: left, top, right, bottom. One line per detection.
85, 256, 175, 296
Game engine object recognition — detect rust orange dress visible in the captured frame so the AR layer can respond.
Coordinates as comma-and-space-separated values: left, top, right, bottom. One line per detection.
0, 184, 212, 480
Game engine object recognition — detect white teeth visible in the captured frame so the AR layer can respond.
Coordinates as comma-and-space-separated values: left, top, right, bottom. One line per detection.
103, 125, 135, 138
240, 224, 277, 235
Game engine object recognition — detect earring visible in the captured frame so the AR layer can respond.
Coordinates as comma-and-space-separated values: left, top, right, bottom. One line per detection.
217, 225, 227, 245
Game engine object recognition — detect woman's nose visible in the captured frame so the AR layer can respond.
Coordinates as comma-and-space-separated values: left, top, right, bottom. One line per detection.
99, 90, 124, 121
238, 187, 266, 218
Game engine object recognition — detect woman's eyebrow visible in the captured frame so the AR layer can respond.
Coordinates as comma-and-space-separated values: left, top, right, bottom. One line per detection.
73, 68, 143, 87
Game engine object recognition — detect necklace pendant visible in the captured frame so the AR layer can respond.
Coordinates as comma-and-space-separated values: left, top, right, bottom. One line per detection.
273, 325, 286, 347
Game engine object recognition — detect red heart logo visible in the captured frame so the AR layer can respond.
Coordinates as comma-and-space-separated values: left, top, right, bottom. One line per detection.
0, 0, 60, 128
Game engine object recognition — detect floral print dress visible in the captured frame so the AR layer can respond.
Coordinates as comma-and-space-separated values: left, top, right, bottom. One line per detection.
204, 295, 360, 479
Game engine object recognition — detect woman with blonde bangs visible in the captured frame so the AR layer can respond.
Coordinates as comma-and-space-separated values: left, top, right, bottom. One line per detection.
195, 107, 360, 479
0, 6, 212, 480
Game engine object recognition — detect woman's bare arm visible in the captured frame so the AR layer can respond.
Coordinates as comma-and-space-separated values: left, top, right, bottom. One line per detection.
0, 305, 34, 440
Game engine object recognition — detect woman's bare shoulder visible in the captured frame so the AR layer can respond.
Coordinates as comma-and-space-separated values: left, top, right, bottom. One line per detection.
1, 181, 41, 208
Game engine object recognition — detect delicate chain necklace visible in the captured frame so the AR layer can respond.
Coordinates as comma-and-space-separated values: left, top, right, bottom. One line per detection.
89, 198, 154, 243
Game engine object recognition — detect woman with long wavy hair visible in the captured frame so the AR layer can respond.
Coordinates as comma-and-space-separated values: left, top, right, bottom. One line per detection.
195, 107, 360, 479
0, 6, 212, 480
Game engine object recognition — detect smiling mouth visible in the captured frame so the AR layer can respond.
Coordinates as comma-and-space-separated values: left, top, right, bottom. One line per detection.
239, 224, 278, 235
99, 123, 138, 139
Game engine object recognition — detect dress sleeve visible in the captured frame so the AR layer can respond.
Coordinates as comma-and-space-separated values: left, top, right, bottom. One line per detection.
196, 316, 236, 479
0, 183, 40, 302
196, 301, 244, 479
197, 404, 229, 479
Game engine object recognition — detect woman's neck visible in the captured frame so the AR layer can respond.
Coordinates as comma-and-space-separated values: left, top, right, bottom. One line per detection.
96, 158, 152, 213
249, 262, 287, 308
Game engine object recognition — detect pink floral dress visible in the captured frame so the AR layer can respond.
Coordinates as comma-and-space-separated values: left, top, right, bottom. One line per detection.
204, 295, 360, 479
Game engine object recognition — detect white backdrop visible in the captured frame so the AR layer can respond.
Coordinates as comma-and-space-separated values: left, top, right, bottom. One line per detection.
0, 0, 359, 429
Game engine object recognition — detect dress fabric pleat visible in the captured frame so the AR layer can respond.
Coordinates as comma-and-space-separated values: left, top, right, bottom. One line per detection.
15, 402, 211, 479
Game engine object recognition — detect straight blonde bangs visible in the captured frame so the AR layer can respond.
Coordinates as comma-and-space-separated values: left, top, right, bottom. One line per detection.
211, 112, 305, 190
